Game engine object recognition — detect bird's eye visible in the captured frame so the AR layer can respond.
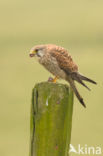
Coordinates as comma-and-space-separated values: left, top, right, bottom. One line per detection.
35, 49, 38, 52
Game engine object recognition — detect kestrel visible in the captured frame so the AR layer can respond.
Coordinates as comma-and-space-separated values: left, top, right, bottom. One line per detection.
29, 44, 96, 107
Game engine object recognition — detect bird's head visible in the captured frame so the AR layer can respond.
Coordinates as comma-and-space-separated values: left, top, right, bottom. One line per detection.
29, 45, 46, 58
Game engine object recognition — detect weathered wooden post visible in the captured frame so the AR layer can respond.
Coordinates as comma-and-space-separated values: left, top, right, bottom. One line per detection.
30, 82, 74, 156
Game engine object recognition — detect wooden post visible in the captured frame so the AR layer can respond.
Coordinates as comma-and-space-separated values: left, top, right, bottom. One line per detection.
30, 82, 74, 156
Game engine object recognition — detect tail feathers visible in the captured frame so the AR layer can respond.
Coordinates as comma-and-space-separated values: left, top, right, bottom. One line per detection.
68, 78, 86, 108
72, 74, 91, 91
77, 73, 97, 84
71, 72, 97, 90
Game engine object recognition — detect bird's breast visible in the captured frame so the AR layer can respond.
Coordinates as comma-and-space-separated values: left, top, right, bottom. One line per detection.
39, 55, 66, 79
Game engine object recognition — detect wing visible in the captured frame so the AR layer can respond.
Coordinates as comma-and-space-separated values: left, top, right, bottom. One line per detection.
50, 47, 78, 74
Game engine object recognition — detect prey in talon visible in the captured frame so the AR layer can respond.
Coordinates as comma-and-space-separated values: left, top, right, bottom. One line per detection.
29, 44, 97, 107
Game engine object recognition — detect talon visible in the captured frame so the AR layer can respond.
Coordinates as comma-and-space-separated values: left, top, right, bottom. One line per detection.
52, 77, 58, 83
48, 77, 58, 83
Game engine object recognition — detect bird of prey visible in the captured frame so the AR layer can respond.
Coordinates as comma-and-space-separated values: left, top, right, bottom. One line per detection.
29, 44, 96, 107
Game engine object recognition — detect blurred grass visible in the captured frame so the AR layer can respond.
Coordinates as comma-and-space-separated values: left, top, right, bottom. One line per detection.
0, 0, 103, 156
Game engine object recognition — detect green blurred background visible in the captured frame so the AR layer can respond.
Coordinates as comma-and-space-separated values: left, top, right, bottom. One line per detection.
0, 0, 103, 155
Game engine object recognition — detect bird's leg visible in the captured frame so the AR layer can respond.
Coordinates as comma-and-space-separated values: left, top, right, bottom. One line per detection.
52, 77, 58, 83
48, 76, 58, 83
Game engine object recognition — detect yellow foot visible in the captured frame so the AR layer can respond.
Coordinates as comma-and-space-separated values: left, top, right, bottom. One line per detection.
52, 77, 58, 83
48, 77, 58, 83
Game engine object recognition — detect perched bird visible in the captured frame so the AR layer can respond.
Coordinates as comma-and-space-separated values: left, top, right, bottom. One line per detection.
29, 44, 96, 107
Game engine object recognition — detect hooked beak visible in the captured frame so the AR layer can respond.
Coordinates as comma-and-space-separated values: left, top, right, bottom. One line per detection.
29, 50, 36, 57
